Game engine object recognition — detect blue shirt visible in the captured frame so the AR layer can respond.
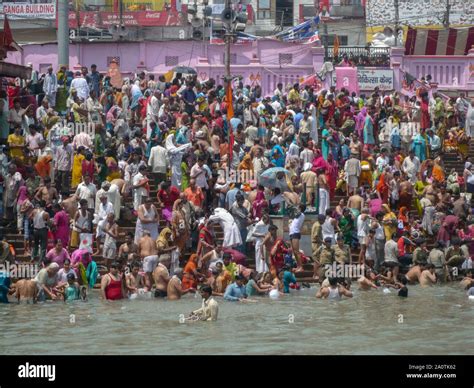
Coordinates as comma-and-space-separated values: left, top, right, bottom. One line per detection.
230, 117, 242, 132
182, 88, 196, 104
294, 112, 304, 131
0, 272, 11, 303
224, 282, 247, 301
283, 271, 297, 294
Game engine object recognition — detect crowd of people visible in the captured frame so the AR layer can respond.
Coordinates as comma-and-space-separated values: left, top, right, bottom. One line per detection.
1, 61, 474, 310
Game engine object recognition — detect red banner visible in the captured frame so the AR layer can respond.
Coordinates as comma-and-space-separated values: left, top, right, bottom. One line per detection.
68, 10, 183, 29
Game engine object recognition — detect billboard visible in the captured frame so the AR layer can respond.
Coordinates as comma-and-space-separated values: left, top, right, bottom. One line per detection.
68, 10, 183, 28
332, 68, 394, 91
2, 2, 56, 20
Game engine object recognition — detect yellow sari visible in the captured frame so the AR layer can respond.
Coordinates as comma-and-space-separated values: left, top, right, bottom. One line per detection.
71, 153, 85, 188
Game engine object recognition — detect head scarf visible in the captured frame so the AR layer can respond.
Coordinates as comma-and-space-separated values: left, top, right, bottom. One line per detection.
156, 227, 173, 249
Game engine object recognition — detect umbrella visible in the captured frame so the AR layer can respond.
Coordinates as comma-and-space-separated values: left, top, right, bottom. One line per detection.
223, 248, 246, 266
172, 66, 197, 75
260, 167, 290, 189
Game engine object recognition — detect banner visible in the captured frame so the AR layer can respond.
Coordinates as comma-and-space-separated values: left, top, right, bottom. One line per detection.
68, 10, 182, 28
336, 67, 359, 95
2, 2, 56, 19
332, 68, 393, 91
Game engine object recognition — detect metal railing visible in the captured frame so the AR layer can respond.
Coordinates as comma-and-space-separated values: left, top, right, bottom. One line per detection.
326, 46, 391, 67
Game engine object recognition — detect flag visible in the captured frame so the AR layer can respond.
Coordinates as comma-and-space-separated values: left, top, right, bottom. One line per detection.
303, 31, 320, 45
2, 15, 13, 47
226, 83, 234, 166
333, 34, 340, 57
274, 16, 320, 42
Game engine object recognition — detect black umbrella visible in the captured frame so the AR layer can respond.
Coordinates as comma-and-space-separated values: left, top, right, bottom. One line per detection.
172, 66, 197, 75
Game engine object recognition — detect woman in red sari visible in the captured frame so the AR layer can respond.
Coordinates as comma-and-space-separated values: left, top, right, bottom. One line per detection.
420, 94, 430, 130
325, 153, 338, 199
269, 238, 289, 277
157, 181, 180, 223
197, 220, 214, 258
252, 185, 268, 219
81, 151, 95, 183
312, 149, 328, 174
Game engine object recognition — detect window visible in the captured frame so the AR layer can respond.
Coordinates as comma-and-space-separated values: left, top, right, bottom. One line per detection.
165, 56, 179, 67
39, 63, 52, 74
222, 53, 237, 65
106, 57, 120, 66
257, 0, 271, 19
279, 53, 292, 65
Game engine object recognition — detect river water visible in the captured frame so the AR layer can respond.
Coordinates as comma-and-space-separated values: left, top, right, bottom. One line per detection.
1, 284, 473, 355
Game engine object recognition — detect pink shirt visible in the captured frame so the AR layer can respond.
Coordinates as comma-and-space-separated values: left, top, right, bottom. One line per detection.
46, 248, 70, 267
17, 185, 28, 206
369, 198, 383, 218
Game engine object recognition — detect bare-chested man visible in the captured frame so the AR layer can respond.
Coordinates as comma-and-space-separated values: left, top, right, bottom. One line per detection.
405, 264, 425, 284
152, 256, 171, 298
167, 268, 195, 300
125, 261, 145, 296
13, 279, 38, 303
347, 189, 364, 217
118, 232, 139, 263
138, 230, 158, 291
419, 263, 437, 287
34, 177, 58, 208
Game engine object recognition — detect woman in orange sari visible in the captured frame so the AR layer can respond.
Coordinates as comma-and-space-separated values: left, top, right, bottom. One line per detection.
398, 207, 410, 233
35, 155, 53, 179
376, 169, 391, 204
182, 254, 202, 291
432, 157, 445, 184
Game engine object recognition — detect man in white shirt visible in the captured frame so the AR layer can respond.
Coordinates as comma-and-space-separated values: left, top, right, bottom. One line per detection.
43, 67, 58, 108
36, 99, 49, 123
187, 286, 218, 321
94, 193, 114, 254
190, 156, 209, 191
375, 149, 390, 172
132, 164, 149, 211
148, 140, 169, 182
402, 150, 421, 184
71, 71, 90, 101
75, 175, 97, 209
146, 90, 161, 139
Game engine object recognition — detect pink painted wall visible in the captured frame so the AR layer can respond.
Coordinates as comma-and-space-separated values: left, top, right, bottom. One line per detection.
6, 41, 473, 95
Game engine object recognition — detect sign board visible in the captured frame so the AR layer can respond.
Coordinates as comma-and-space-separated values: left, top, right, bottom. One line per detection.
2, 2, 56, 19
67, 10, 182, 28
332, 68, 394, 91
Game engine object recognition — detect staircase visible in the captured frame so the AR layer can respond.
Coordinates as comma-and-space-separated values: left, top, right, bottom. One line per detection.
2, 142, 473, 285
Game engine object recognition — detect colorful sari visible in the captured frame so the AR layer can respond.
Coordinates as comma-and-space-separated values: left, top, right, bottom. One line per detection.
72, 153, 85, 188
182, 254, 199, 291
106, 156, 121, 181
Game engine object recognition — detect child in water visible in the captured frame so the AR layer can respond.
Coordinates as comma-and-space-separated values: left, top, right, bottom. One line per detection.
63, 273, 81, 301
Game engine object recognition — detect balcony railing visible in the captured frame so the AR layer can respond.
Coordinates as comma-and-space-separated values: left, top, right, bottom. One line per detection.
326, 46, 391, 67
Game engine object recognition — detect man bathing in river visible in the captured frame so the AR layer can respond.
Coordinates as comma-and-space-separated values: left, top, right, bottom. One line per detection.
138, 230, 158, 291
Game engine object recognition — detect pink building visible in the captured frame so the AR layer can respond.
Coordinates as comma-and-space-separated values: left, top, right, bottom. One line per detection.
5, 40, 474, 96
